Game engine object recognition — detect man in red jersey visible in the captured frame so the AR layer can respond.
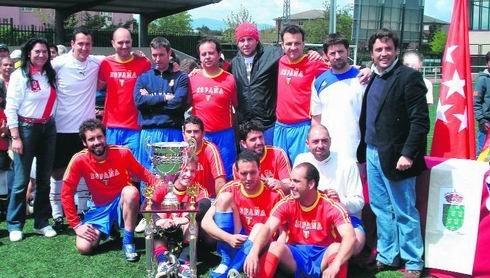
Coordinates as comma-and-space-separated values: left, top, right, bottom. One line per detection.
189, 37, 237, 180
273, 24, 329, 163
244, 162, 355, 278
236, 120, 291, 194
98, 27, 151, 155
61, 119, 162, 262
182, 115, 226, 197
202, 150, 284, 277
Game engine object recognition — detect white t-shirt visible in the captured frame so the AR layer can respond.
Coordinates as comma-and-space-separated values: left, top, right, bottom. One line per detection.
244, 55, 254, 82
424, 78, 433, 105
294, 152, 364, 218
311, 67, 365, 161
52, 53, 104, 133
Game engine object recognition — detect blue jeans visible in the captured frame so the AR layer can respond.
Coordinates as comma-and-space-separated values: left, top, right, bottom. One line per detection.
477, 129, 487, 157
7, 119, 56, 231
366, 145, 424, 271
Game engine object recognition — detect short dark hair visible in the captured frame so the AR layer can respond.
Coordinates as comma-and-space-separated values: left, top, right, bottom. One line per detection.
150, 37, 171, 52
486, 51, 490, 63
179, 58, 199, 74
280, 24, 305, 42
183, 115, 204, 132
238, 120, 264, 141
48, 42, 58, 54
79, 118, 106, 142
403, 49, 423, 61
295, 162, 320, 189
235, 150, 260, 169
323, 33, 349, 53
72, 26, 92, 41
368, 28, 399, 52
197, 37, 222, 56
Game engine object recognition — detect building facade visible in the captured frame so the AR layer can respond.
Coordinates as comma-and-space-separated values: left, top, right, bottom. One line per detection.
470, 0, 490, 55
0, 6, 132, 28
352, 0, 425, 49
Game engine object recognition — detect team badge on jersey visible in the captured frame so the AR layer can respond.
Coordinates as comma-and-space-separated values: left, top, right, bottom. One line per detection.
30, 80, 41, 92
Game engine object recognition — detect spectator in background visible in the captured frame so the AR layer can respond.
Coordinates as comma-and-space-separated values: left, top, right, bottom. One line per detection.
57, 45, 68, 55
9, 49, 22, 69
0, 44, 9, 59
5, 38, 58, 242
180, 58, 199, 74
402, 50, 433, 105
0, 56, 13, 221
49, 43, 58, 60
474, 51, 490, 155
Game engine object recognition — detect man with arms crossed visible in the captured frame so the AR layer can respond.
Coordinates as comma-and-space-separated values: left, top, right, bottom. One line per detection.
244, 163, 355, 278
61, 119, 162, 262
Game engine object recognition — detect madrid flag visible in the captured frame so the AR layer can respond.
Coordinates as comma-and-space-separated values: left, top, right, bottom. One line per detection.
430, 0, 476, 159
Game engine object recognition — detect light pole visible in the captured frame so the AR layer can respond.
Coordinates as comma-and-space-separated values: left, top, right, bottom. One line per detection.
329, 0, 337, 33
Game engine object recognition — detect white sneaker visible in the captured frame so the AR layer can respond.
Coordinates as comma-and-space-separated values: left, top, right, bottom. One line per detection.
9, 230, 23, 242
135, 218, 147, 233
34, 225, 57, 238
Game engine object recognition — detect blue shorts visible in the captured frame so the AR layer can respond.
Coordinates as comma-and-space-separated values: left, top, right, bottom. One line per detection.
273, 120, 310, 164
288, 244, 327, 278
106, 127, 140, 156
350, 215, 365, 233
138, 128, 183, 170
205, 128, 236, 181
82, 195, 123, 237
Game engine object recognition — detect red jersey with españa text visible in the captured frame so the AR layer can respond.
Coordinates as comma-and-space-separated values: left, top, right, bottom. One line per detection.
99, 55, 151, 129
233, 146, 291, 180
276, 55, 329, 124
189, 70, 237, 132
61, 145, 159, 228
196, 140, 226, 197
272, 192, 351, 246
219, 181, 284, 234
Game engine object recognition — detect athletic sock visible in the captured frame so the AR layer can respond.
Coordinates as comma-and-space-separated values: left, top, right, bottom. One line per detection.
212, 211, 236, 275
228, 239, 253, 272
76, 178, 89, 213
123, 229, 134, 245
258, 251, 279, 278
49, 178, 63, 219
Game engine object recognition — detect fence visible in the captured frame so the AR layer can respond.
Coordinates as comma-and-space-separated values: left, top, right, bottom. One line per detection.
0, 19, 201, 56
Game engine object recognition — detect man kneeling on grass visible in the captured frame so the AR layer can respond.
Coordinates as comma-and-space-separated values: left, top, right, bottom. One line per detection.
61, 118, 162, 262
243, 162, 355, 278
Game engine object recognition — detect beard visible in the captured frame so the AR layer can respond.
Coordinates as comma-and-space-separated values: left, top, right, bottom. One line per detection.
331, 60, 348, 71
90, 144, 106, 156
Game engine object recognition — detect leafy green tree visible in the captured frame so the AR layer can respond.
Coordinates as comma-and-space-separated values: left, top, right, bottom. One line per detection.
149, 12, 193, 35
222, 5, 253, 42
196, 26, 222, 36
429, 29, 447, 54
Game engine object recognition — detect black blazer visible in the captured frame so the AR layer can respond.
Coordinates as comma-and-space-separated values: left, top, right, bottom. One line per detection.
357, 61, 429, 181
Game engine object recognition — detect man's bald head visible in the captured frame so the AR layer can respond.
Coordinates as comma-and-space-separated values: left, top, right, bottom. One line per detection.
112, 27, 132, 60
306, 124, 331, 161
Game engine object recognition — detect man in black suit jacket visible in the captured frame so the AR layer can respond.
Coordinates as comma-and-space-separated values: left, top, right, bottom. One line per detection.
358, 29, 429, 278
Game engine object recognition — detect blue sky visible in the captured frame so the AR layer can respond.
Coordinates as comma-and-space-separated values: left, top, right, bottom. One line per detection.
188, 0, 454, 25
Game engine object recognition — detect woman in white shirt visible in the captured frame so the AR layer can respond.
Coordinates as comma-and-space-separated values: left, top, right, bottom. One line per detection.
5, 38, 58, 242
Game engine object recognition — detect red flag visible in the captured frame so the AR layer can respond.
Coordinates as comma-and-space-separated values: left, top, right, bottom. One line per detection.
430, 0, 476, 159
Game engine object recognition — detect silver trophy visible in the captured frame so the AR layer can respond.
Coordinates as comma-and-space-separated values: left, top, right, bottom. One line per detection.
147, 141, 190, 209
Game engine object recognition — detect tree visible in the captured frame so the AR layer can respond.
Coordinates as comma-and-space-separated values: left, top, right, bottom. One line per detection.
63, 12, 112, 30
429, 29, 447, 54
149, 12, 193, 35
222, 5, 253, 42
196, 26, 222, 36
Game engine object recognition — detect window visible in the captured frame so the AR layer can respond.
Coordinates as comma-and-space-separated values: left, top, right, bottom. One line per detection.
20, 7, 33, 12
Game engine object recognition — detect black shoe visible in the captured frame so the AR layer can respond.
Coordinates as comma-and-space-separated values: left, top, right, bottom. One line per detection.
376, 261, 400, 272
53, 217, 64, 232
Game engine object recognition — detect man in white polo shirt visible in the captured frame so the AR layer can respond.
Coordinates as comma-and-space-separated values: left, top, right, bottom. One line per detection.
294, 124, 365, 255
49, 27, 104, 230
311, 33, 366, 161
